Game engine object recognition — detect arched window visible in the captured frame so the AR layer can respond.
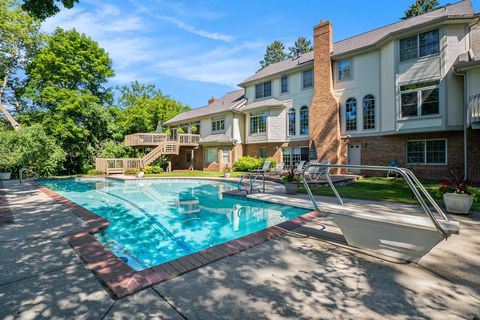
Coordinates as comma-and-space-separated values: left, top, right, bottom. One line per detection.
288, 108, 296, 136
363, 95, 375, 130
300, 106, 309, 135
345, 98, 357, 131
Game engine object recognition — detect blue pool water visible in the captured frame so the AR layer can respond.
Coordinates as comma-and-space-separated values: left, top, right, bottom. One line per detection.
40, 178, 309, 270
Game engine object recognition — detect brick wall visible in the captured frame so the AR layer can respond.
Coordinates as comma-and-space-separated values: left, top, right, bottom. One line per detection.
309, 21, 344, 167
243, 141, 310, 164
347, 130, 479, 182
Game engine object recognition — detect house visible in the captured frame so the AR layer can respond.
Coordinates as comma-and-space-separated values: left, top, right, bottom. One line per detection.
161, 0, 480, 181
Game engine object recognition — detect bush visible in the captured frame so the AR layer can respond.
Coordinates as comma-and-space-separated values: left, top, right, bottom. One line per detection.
124, 169, 139, 175
99, 140, 131, 158
144, 165, 163, 174
87, 169, 104, 175
233, 156, 276, 172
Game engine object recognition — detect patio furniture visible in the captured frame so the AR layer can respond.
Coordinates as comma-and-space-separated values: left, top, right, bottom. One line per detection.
304, 160, 330, 182
268, 163, 285, 175
293, 161, 306, 174
387, 160, 399, 178
252, 160, 271, 174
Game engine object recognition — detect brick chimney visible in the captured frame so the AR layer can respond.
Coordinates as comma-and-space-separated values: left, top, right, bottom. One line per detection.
309, 20, 343, 165
208, 96, 216, 105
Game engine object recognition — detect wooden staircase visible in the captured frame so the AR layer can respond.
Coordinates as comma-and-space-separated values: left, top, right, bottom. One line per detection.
95, 133, 200, 173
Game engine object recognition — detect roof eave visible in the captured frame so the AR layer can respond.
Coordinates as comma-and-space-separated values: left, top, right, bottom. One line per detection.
238, 60, 314, 87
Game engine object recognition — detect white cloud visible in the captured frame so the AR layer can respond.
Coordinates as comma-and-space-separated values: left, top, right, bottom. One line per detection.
154, 15, 233, 42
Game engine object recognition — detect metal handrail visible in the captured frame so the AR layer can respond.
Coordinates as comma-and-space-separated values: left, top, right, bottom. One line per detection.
19, 168, 39, 183
300, 164, 452, 238
238, 172, 266, 194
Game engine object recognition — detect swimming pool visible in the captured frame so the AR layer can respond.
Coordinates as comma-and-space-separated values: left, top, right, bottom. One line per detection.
40, 178, 309, 270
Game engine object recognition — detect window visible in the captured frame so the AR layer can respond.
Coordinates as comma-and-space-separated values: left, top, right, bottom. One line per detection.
400, 35, 418, 61
419, 29, 439, 57
259, 147, 267, 158
221, 148, 230, 163
249, 112, 267, 134
400, 81, 440, 118
255, 81, 272, 99
205, 148, 218, 164
407, 140, 446, 165
281, 75, 288, 93
211, 117, 225, 132
282, 147, 309, 167
300, 106, 309, 135
302, 69, 313, 89
399, 29, 439, 62
345, 98, 357, 131
362, 95, 375, 130
338, 59, 352, 81
288, 108, 296, 136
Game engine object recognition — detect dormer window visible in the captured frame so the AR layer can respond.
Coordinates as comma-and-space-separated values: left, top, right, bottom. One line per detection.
255, 81, 272, 99
281, 75, 288, 93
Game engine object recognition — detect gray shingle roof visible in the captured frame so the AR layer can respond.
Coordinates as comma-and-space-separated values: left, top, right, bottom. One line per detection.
240, 98, 289, 111
239, 1, 476, 86
332, 0, 476, 57
164, 90, 245, 125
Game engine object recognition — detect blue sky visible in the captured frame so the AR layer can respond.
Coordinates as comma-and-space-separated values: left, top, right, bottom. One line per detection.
42, 0, 480, 108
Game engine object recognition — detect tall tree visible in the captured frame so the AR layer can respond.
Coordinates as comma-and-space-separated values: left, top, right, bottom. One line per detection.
404, 0, 440, 18
25, 28, 115, 173
21, 0, 78, 20
259, 40, 287, 70
116, 81, 190, 135
0, 0, 41, 130
288, 37, 313, 58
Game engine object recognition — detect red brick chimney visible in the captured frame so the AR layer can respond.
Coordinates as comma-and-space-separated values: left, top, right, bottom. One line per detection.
309, 20, 343, 165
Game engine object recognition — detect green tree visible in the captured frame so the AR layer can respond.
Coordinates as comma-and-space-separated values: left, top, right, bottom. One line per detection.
25, 28, 115, 173
98, 140, 131, 158
0, 0, 41, 130
116, 81, 190, 135
21, 0, 78, 20
0, 124, 65, 176
288, 37, 313, 58
404, 0, 440, 18
259, 40, 287, 70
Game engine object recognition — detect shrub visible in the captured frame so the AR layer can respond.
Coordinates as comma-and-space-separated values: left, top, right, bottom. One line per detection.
99, 140, 131, 158
177, 127, 185, 134
87, 169, 104, 175
233, 156, 276, 172
144, 165, 163, 174
124, 169, 139, 175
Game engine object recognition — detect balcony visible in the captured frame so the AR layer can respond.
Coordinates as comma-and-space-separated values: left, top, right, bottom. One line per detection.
124, 133, 200, 147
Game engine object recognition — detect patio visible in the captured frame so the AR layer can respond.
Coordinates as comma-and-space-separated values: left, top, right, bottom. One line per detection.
0, 179, 479, 319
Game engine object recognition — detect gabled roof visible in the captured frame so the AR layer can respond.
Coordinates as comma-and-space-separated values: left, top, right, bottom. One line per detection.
164, 90, 245, 125
238, 1, 476, 86
332, 0, 476, 57
240, 98, 289, 111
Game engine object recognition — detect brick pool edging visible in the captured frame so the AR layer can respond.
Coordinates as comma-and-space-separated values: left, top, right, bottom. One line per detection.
29, 179, 320, 298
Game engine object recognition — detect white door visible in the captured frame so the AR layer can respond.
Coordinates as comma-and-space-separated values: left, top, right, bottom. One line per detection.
347, 144, 361, 174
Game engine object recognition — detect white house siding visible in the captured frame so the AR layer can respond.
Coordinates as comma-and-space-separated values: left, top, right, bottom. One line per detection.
381, 42, 396, 132
333, 50, 381, 135
268, 108, 287, 142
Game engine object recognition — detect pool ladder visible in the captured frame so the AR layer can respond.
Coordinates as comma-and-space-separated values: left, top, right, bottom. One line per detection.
19, 168, 39, 183
238, 172, 266, 194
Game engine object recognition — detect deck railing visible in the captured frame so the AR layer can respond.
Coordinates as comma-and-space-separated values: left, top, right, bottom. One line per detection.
95, 158, 141, 174
470, 92, 480, 123
124, 133, 200, 146
178, 134, 200, 145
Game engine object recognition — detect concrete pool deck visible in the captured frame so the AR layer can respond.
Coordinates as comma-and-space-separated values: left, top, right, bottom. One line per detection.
0, 179, 479, 319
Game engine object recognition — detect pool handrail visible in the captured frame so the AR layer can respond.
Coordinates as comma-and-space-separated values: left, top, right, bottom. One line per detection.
300, 163, 453, 238
19, 168, 39, 184
238, 172, 266, 194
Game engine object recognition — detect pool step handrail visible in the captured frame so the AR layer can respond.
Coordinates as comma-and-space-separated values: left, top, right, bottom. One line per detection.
19, 168, 39, 184
300, 163, 455, 239
238, 172, 266, 194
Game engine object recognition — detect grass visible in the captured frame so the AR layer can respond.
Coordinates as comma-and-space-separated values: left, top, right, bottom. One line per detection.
299, 177, 480, 211
142, 170, 247, 178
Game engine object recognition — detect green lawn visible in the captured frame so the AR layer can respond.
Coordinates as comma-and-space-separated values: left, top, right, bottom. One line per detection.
299, 177, 480, 211
142, 170, 247, 178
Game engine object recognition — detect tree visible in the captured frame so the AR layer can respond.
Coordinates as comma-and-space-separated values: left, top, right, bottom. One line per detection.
0, 0, 41, 130
21, 0, 78, 20
259, 40, 287, 70
116, 81, 190, 135
404, 0, 440, 18
288, 37, 313, 58
25, 28, 115, 173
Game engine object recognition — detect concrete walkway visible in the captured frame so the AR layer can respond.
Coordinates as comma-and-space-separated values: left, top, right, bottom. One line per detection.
0, 179, 479, 319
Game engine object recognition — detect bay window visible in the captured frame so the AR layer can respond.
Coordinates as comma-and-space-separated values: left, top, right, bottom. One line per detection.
249, 112, 267, 134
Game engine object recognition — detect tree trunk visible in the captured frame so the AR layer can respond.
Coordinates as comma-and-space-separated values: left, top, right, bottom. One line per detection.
0, 67, 20, 131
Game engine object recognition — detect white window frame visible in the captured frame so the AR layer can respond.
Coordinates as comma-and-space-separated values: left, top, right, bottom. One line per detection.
211, 117, 225, 133
362, 94, 376, 130
406, 139, 447, 165
255, 81, 272, 99
221, 148, 230, 163
287, 108, 296, 136
345, 97, 357, 131
399, 29, 440, 62
400, 81, 440, 119
338, 59, 352, 81
299, 106, 309, 136
302, 69, 313, 89
281, 74, 288, 93
205, 147, 218, 164
249, 112, 267, 135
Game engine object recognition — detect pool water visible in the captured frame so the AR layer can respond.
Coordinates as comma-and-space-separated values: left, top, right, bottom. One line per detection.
40, 178, 309, 270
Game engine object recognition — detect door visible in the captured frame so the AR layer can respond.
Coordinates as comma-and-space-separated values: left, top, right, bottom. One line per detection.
347, 144, 361, 174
